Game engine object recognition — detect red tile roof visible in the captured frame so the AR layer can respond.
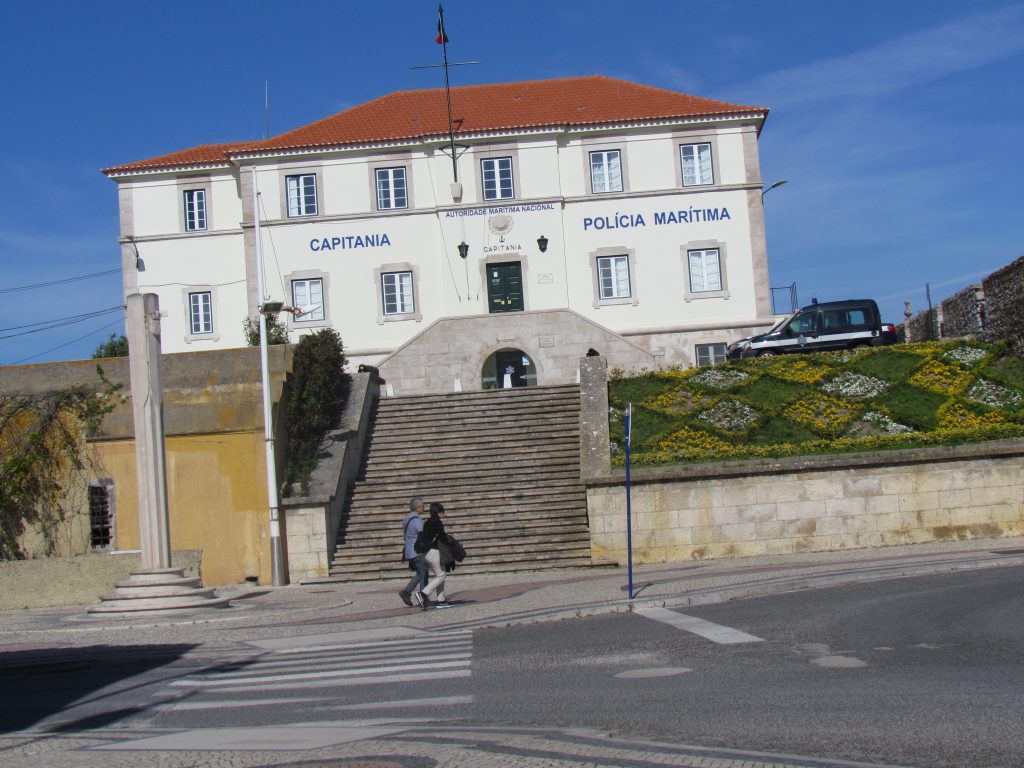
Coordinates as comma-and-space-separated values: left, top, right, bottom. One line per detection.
104, 76, 766, 175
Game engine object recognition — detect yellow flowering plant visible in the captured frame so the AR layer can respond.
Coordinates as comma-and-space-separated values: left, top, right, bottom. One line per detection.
908, 358, 972, 394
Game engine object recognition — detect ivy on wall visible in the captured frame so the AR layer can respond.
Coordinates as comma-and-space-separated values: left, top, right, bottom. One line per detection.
0, 367, 122, 559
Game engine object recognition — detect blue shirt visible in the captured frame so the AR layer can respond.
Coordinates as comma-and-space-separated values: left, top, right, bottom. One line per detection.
403, 511, 424, 559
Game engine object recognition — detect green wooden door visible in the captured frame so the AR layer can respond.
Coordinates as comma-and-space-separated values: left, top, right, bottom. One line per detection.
487, 262, 524, 313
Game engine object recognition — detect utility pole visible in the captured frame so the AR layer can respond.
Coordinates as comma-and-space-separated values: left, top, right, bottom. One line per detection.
252, 166, 288, 587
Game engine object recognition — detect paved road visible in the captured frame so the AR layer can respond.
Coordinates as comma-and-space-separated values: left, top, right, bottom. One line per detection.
2, 538, 1023, 767
471, 565, 1024, 767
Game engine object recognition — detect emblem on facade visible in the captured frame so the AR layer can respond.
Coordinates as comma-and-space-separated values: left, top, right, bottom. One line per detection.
488, 213, 514, 236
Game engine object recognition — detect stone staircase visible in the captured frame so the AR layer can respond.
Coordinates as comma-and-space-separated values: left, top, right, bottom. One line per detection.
328, 384, 592, 580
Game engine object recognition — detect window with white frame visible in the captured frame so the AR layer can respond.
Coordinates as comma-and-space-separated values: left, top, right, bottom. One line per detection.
589, 150, 622, 194
375, 167, 407, 210
381, 271, 414, 315
188, 291, 213, 334
481, 157, 514, 200
183, 189, 206, 231
291, 278, 325, 321
680, 143, 713, 186
597, 255, 631, 299
696, 343, 727, 367
688, 249, 722, 292
286, 173, 318, 217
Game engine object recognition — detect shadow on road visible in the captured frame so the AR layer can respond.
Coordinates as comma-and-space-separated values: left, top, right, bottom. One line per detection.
0, 643, 197, 733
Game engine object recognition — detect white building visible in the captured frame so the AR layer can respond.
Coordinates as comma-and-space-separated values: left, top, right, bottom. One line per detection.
104, 76, 775, 394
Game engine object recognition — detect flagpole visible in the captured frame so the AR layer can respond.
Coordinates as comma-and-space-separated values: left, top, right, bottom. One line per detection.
438, 3, 458, 184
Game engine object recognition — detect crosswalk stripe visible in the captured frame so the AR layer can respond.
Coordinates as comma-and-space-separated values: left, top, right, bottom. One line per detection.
172, 658, 471, 688
636, 606, 764, 644
273, 630, 473, 655
245, 643, 473, 670
193, 651, 472, 680
174, 668, 471, 692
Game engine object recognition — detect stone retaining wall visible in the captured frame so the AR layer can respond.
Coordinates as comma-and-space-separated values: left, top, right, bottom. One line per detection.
0, 550, 201, 611
586, 441, 1024, 566
282, 372, 380, 581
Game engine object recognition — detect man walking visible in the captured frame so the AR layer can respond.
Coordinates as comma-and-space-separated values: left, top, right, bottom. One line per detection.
399, 497, 428, 607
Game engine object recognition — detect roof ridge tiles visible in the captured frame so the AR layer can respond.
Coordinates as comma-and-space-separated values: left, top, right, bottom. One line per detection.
103, 75, 767, 176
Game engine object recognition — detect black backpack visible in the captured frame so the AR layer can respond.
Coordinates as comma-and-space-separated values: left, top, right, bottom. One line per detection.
414, 529, 435, 554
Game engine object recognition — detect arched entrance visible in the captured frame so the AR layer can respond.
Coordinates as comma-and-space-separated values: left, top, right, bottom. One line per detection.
482, 348, 537, 389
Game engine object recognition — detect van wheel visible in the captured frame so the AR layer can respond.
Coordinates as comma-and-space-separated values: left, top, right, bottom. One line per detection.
758, 350, 777, 357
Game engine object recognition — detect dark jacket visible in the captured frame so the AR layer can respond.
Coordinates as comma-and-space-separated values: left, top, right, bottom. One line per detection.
422, 516, 447, 550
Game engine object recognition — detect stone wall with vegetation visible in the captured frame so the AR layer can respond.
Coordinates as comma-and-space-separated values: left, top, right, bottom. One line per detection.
982, 255, 1024, 357
938, 284, 983, 339
902, 255, 1024, 351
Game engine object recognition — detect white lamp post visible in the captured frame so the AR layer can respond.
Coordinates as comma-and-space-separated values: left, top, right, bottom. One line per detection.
252, 166, 287, 587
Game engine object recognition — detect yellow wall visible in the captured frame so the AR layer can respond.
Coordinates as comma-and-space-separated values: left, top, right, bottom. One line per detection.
94, 430, 272, 586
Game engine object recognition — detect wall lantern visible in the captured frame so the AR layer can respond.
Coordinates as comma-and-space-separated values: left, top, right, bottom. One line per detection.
537, 234, 549, 253
457, 241, 469, 259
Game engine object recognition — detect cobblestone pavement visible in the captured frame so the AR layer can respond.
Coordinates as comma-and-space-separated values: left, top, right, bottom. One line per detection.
2, 537, 1022, 767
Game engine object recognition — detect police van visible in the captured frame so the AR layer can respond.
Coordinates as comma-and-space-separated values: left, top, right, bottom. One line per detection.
730, 299, 897, 358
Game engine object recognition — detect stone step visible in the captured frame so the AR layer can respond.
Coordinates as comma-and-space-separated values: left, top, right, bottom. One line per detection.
112, 576, 203, 592
373, 404, 580, 424
338, 523, 590, 548
328, 551, 592, 580
363, 446, 581, 471
355, 478, 583, 495
360, 456, 581, 481
347, 484, 587, 508
343, 504, 587, 527
372, 403, 581, 421
366, 423, 580, 450
378, 386, 580, 412
88, 593, 232, 613
331, 384, 588, 580
341, 505, 588, 528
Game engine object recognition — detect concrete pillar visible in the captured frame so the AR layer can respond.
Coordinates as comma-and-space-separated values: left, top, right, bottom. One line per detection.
579, 356, 611, 479
126, 293, 172, 571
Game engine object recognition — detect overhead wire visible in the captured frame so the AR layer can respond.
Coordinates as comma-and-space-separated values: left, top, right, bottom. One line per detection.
0, 306, 123, 340
258, 194, 288, 301
10, 318, 124, 365
0, 268, 120, 294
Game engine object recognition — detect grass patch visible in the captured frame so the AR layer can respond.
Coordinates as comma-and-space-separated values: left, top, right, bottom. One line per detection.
985, 353, 1024, 390
852, 349, 924, 382
873, 386, 947, 430
748, 416, 819, 445
609, 405, 678, 453
609, 376, 677, 406
738, 374, 809, 409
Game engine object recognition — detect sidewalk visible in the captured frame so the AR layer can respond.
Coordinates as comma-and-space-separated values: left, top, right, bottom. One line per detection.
3, 535, 1023, 656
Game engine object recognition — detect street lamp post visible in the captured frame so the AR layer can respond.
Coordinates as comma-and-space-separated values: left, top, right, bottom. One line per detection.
761, 179, 788, 201
252, 166, 288, 587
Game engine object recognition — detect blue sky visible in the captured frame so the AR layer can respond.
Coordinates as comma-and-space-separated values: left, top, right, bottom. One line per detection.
1, 0, 1021, 365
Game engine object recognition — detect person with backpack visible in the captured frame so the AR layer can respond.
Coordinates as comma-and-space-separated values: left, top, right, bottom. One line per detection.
419, 502, 452, 609
399, 497, 428, 607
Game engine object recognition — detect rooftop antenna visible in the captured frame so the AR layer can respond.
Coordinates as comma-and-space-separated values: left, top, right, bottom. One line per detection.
264, 80, 270, 140
411, 3, 479, 184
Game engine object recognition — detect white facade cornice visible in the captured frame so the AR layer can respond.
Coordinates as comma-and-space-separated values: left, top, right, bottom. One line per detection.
105, 163, 234, 180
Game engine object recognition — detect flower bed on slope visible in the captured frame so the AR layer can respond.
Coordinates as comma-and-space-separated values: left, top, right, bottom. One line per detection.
608, 341, 1024, 466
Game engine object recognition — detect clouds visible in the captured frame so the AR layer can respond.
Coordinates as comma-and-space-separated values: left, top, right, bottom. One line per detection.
735, 4, 1024, 107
